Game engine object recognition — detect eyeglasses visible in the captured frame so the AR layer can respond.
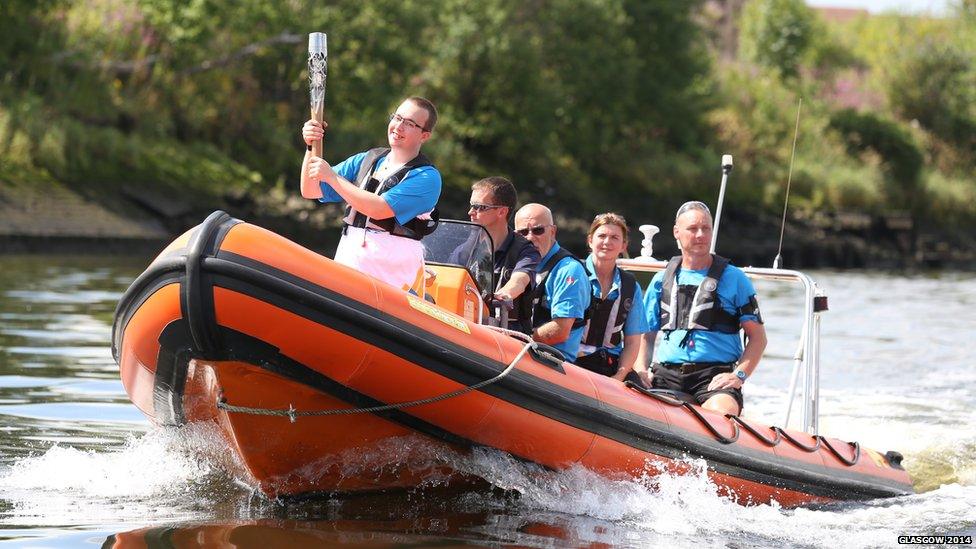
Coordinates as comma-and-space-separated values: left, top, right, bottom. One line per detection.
389, 113, 426, 132
516, 226, 549, 236
469, 203, 503, 212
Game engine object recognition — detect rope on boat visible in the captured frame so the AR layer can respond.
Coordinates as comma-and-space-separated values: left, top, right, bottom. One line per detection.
624, 381, 862, 466
216, 339, 539, 423
484, 324, 534, 342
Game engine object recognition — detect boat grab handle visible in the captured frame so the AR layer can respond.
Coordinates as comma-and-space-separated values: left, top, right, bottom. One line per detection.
624, 381, 862, 465
732, 415, 859, 465
527, 343, 566, 371
217, 339, 539, 422
626, 381, 739, 444
482, 325, 564, 371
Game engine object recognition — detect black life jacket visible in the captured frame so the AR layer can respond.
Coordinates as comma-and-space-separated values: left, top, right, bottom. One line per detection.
345, 147, 438, 240
496, 231, 535, 334
581, 264, 637, 349
659, 254, 740, 335
532, 246, 588, 329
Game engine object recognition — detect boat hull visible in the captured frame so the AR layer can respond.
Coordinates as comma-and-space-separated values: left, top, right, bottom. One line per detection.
112, 212, 914, 505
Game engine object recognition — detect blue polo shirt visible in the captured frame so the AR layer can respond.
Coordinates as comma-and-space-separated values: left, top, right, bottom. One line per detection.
319, 151, 441, 224
537, 243, 591, 361
579, 254, 649, 358
643, 264, 759, 363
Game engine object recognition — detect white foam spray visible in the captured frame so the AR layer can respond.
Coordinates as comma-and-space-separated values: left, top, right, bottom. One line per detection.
0, 424, 243, 526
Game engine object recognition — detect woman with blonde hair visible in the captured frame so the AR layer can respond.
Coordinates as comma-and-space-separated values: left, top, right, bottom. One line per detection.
575, 213, 650, 386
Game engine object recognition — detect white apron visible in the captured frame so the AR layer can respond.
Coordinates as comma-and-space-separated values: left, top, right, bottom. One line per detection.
334, 226, 426, 294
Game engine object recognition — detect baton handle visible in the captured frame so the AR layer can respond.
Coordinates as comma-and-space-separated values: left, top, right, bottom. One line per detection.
310, 105, 324, 159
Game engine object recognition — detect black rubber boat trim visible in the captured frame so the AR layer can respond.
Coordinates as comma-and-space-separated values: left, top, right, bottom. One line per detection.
120, 251, 911, 501
182, 210, 237, 355
216, 255, 912, 499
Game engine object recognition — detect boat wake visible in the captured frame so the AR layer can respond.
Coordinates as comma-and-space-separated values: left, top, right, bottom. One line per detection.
443, 444, 975, 547
908, 439, 976, 493
0, 427, 973, 547
0, 424, 245, 526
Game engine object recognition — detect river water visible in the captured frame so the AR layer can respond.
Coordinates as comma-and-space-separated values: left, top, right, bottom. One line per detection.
0, 254, 973, 548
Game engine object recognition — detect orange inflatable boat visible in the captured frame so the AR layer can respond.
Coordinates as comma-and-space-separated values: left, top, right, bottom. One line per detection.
112, 211, 913, 507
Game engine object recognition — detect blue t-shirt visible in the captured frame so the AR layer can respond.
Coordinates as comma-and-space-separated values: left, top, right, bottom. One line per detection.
580, 255, 649, 357
319, 151, 441, 225
644, 263, 759, 363
537, 243, 591, 362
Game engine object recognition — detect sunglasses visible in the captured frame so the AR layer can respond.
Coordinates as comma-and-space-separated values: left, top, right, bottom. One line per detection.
469, 203, 503, 212
516, 226, 548, 236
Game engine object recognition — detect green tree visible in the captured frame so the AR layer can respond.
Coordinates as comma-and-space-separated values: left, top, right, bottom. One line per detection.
424, 0, 712, 219
0, 0, 70, 98
887, 39, 976, 160
0, 0, 72, 164
739, 0, 814, 79
829, 109, 925, 252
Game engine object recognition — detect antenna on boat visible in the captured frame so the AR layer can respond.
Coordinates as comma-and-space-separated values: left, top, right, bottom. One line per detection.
709, 154, 734, 254
773, 97, 803, 270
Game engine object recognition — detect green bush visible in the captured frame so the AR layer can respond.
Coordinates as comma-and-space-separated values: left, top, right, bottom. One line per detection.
828, 108, 923, 211
887, 40, 976, 160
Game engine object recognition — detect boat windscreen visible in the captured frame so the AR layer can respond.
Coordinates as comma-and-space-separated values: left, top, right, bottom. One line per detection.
423, 220, 494, 297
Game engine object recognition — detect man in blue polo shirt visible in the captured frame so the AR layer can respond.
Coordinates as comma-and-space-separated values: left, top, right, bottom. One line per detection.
514, 203, 590, 362
636, 201, 767, 415
300, 96, 441, 294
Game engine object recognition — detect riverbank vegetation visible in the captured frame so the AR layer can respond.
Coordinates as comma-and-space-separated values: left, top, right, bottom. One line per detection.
2, 0, 974, 262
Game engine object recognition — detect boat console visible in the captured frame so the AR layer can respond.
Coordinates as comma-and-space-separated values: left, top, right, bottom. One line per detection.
422, 220, 494, 323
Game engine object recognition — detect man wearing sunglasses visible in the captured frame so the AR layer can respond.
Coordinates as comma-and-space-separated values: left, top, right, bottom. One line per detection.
299, 97, 441, 294
467, 177, 540, 333
515, 204, 591, 362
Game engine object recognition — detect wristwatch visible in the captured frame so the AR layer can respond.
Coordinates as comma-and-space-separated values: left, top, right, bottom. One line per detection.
734, 369, 748, 383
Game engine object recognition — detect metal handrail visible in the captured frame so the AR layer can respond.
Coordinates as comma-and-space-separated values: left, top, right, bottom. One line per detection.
617, 258, 825, 434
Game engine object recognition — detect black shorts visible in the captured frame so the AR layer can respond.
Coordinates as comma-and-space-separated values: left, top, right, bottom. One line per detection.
575, 351, 650, 389
575, 349, 619, 377
651, 363, 744, 411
